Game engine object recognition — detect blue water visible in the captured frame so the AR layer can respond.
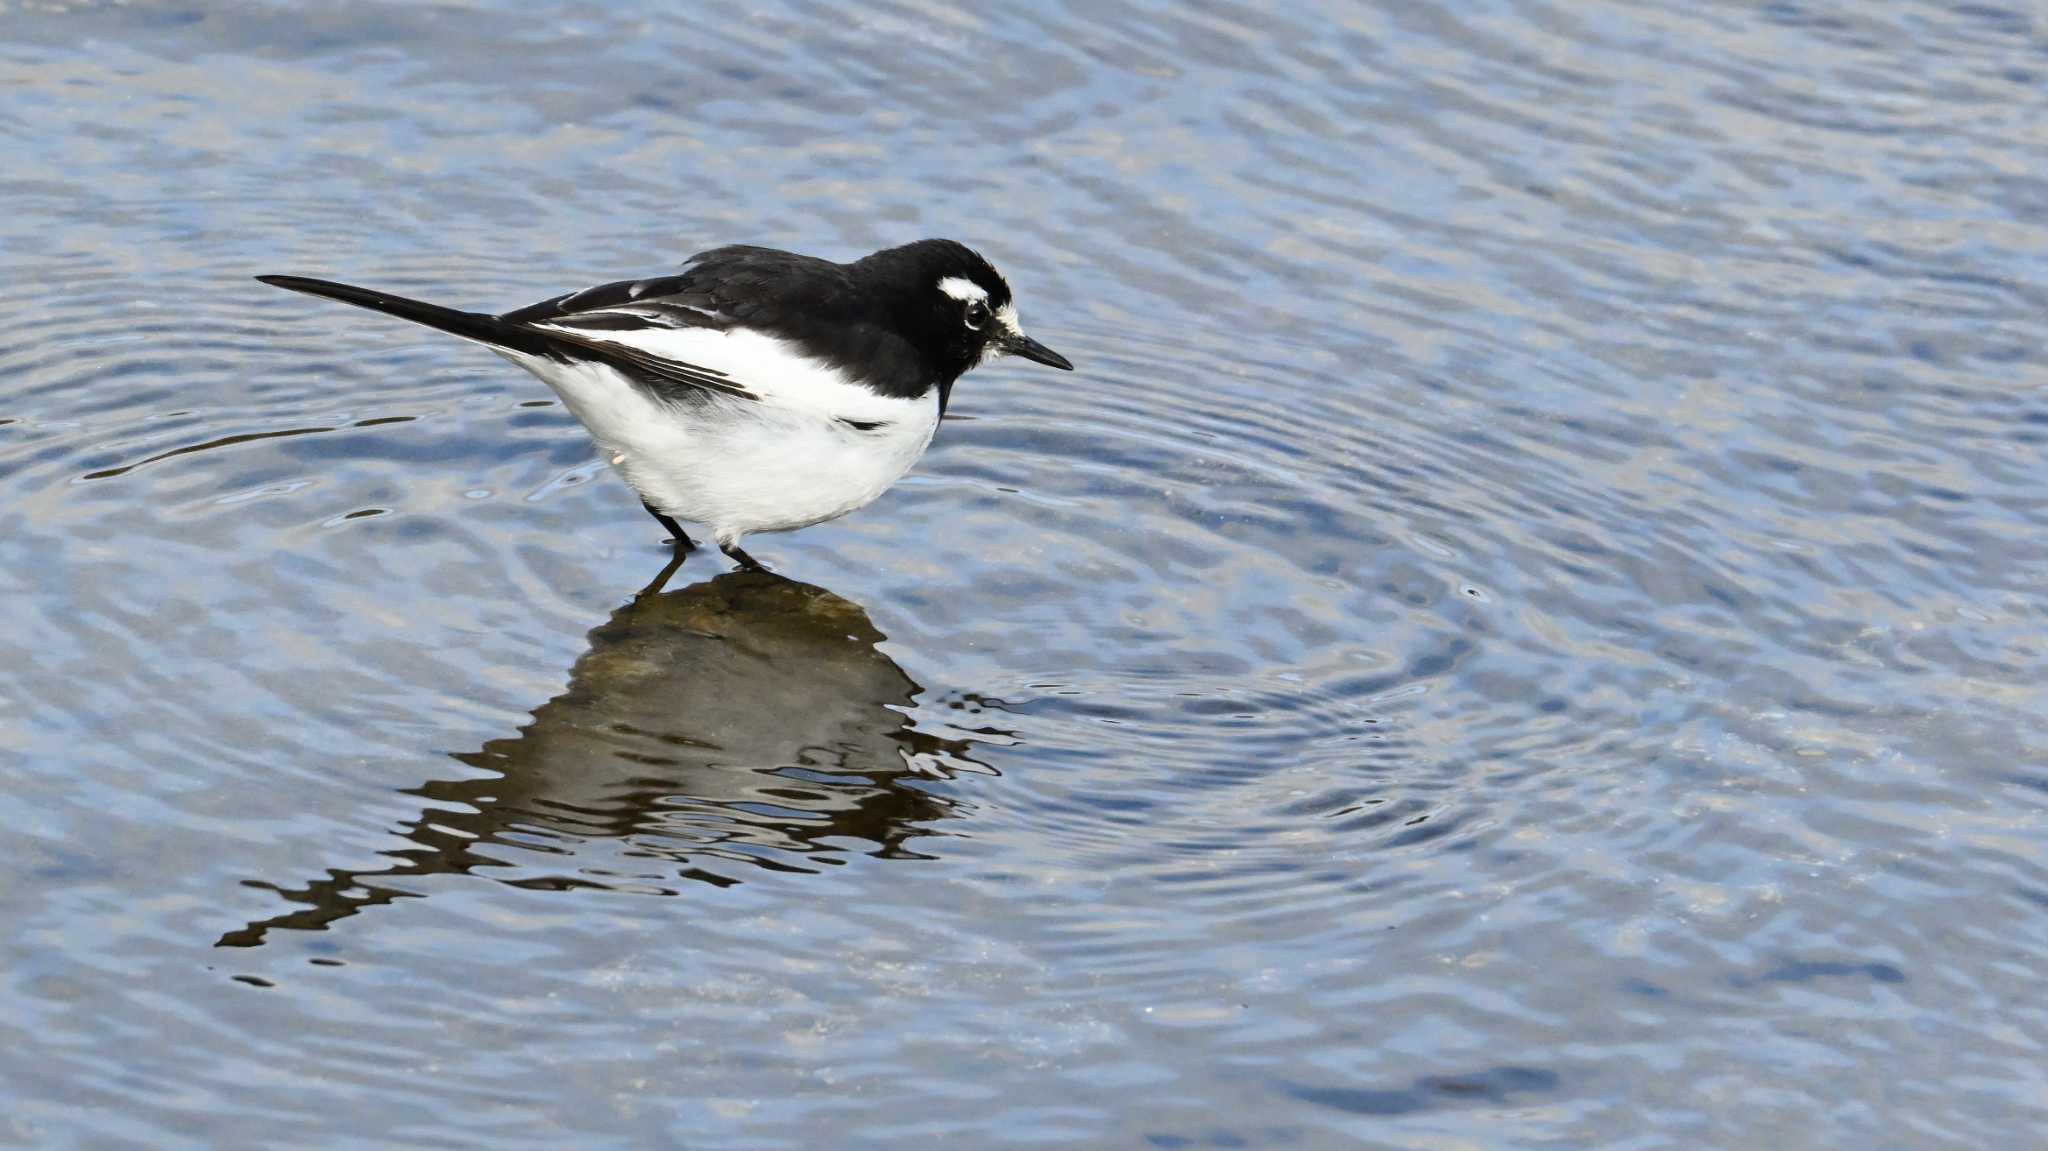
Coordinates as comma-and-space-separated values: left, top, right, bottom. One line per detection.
3, 2, 2046, 1146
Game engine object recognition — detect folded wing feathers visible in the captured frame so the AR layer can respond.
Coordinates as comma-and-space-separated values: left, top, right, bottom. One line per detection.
535, 321, 758, 403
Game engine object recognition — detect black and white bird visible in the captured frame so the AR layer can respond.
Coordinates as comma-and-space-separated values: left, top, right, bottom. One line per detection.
257, 239, 1072, 569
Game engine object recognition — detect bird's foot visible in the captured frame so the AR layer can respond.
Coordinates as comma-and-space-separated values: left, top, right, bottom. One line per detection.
719, 543, 767, 572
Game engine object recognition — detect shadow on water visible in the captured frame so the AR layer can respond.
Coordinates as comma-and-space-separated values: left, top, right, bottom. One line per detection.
219, 565, 991, 949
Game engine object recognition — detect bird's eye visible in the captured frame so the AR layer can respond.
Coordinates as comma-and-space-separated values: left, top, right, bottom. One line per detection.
964, 300, 989, 330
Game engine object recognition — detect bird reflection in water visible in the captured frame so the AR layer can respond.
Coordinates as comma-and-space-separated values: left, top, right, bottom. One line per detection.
219, 562, 996, 948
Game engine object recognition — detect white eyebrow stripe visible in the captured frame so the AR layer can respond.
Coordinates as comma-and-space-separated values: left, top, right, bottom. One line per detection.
938, 276, 988, 302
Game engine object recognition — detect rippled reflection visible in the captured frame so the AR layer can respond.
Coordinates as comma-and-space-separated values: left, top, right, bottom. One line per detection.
220, 568, 985, 948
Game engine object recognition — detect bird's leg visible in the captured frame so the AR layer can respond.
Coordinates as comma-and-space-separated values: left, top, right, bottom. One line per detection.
641, 500, 695, 550
719, 542, 766, 572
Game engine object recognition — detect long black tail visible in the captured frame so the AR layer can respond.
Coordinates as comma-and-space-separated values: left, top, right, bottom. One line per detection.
254, 274, 557, 357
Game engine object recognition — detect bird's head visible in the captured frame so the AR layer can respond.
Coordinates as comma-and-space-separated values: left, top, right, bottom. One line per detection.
865, 240, 1073, 387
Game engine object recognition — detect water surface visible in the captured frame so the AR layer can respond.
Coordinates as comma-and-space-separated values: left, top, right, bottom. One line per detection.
3, 2, 2046, 1147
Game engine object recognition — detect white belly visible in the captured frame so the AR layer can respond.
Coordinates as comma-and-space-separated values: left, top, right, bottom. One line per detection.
499, 351, 938, 545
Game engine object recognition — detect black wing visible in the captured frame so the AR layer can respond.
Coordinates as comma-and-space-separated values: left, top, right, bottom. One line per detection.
498, 270, 744, 404
500, 273, 728, 330
499, 246, 941, 404
504, 247, 854, 323
496, 247, 867, 404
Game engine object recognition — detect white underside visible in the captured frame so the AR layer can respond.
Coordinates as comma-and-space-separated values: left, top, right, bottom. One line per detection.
494, 325, 938, 546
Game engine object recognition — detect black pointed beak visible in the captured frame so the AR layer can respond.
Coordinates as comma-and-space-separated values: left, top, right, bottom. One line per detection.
1005, 332, 1073, 371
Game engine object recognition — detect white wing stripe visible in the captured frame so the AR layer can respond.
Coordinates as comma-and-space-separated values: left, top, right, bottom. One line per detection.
531, 322, 923, 421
